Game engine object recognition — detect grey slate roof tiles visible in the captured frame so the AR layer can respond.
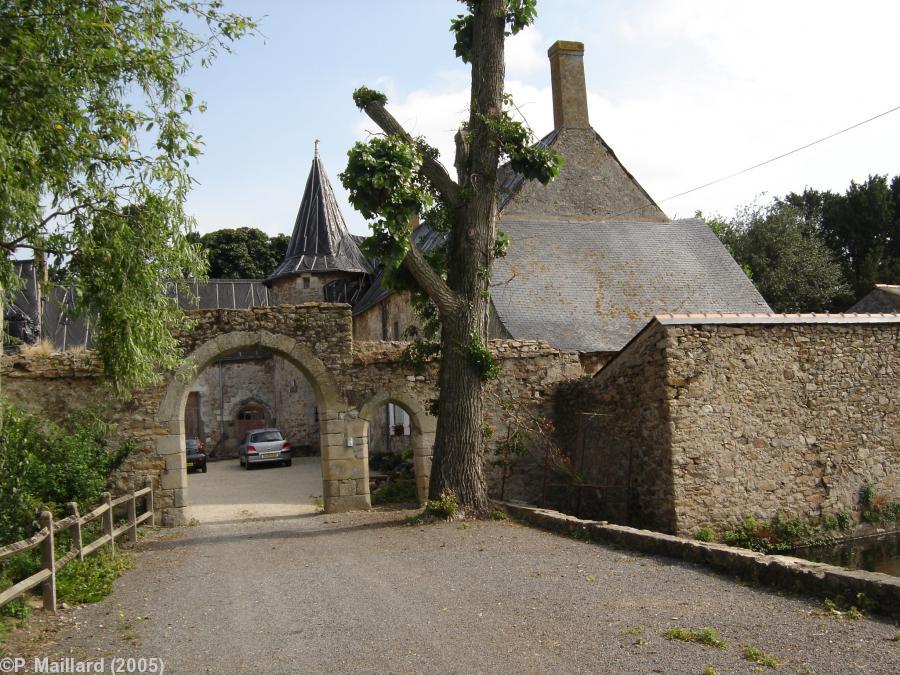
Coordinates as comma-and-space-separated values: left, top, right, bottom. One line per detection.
266, 154, 371, 283
490, 217, 771, 352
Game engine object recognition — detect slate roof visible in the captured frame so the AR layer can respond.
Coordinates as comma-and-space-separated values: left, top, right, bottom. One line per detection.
847, 284, 900, 313
266, 153, 371, 283
490, 217, 771, 352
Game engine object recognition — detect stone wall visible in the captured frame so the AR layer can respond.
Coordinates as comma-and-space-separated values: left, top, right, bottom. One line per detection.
556, 315, 900, 538
352, 291, 419, 342
667, 319, 899, 536
555, 323, 673, 529
3, 308, 582, 521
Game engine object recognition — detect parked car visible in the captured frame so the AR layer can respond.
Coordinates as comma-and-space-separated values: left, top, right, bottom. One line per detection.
238, 428, 292, 469
186, 437, 207, 473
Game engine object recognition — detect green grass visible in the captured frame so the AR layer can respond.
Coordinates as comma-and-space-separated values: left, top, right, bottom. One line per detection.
56, 551, 132, 605
663, 626, 727, 649
702, 665, 717, 675
742, 645, 779, 669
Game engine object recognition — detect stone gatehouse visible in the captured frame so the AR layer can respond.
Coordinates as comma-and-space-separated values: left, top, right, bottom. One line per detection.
2, 303, 581, 524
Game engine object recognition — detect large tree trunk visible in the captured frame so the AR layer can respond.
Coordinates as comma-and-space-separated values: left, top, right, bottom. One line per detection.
426, 0, 506, 516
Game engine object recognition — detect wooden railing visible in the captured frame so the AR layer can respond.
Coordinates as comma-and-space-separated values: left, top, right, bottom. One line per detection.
0, 479, 154, 612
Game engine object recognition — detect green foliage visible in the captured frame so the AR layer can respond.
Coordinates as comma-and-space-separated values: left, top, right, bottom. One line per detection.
722, 514, 832, 553
742, 646, 779, 669
341, 135, 431, 275
465, 331, 499, 381
493, 229, 510, 259
406, 490, 460, 525
858, 483, 900, 523
783, 174, 900, 298
352, 86, 388, 109
0, 0, 255, 392
56, 551, 132, 605
372, 480, 418, 505
822, 514, 838, 530
491, 510, 509, 521
0, 400, 133, 543
695, 527, 715, 543
482, 107, 562, 184
196, 227, 288, 279
450, 0, 538, 63
836, 512, 852, 531
711, 201, 850, 312
663, 627, 726, 649
702, 665, 717, 675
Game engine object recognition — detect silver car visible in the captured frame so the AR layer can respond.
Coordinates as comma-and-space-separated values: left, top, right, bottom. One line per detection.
238, 428, 292, 469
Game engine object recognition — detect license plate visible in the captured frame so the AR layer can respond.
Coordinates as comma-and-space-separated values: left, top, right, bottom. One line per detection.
187, 461, 194, 468
263, 452, 279, 459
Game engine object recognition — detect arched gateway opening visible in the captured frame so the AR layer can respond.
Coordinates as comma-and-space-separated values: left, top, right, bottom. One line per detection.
155, 330, 370, 524
358, 389, 435, 505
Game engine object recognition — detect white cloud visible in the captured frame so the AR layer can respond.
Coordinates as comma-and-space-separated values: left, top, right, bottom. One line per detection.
346, 1, 900, 228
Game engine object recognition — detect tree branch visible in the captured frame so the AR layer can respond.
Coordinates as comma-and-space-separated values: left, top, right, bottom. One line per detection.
403, 238, 462, 315
360, 100, 461, 207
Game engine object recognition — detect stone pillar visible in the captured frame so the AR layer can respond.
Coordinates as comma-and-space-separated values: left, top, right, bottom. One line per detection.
548, 40, 590, 130
320, 411, 371, 512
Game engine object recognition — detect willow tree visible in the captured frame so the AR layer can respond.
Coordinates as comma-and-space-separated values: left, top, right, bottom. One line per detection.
0, 0, 255, 393
340, 0, 560, 515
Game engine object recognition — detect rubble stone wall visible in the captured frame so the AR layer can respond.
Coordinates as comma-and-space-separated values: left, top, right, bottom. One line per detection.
556, 318, 900, 538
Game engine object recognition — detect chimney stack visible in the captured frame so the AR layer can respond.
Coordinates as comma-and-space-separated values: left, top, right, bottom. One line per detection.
548, 40, 590, 130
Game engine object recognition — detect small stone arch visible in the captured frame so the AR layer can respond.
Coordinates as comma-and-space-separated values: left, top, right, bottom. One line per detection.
155, 330, 368, 523
357, 388, 436, 503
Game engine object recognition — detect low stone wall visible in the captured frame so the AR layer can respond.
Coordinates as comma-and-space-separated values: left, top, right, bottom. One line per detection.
556, 314, 900, 539
500, 501, 900, 619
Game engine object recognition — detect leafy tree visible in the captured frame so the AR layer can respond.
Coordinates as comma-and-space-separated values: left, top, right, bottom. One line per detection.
781, 174, 900, 298
0, 0, 255, 392
713, 202, 849, 312
199, 227, 287, 279
340, 0, 561, 515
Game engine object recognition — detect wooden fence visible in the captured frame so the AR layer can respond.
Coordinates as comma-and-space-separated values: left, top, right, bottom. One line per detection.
0, 479, 154, 612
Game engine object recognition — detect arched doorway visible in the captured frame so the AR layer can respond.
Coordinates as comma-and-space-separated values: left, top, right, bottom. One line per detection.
358, 389, 436, 504
155, 330, 369, 524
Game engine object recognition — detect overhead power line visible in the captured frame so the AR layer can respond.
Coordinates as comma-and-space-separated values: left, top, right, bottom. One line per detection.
611, 103, 900, 219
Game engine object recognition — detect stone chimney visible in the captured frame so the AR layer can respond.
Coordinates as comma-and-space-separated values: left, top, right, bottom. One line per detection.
548, 40, 590, 129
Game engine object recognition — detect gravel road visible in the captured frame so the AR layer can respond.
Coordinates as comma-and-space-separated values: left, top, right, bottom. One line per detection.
6, 509, 898, 674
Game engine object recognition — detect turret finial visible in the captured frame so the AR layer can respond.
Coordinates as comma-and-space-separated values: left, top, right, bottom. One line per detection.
314, 139, 320, 157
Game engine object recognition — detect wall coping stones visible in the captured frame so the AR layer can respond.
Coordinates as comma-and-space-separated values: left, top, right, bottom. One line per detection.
654, 312, 900, 325
498, 500, 900, 619
353, 339, 575, 365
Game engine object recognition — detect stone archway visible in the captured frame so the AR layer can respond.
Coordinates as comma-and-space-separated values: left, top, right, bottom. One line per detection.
358, 388, 436, 503
155, 330, 369, 523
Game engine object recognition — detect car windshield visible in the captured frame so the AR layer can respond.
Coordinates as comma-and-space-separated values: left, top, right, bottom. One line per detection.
185, 439, 200, 451
251, 431, 282, 443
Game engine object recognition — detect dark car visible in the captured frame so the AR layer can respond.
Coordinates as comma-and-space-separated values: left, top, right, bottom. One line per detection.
186, 438, 207, 473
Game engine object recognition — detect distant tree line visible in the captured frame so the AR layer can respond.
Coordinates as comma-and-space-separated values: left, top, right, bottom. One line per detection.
708, 174, 900, 312
190, 227, 290, 279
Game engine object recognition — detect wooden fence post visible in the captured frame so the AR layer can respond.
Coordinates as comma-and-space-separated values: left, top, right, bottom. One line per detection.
145, 477, 155, 527
39, 511, 56, 612
103, 492, 114, 553
67, 502, 83, 561
127, 487, 137, 545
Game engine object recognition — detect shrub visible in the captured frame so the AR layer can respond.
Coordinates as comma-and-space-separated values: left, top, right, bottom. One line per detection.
836, 512, 852, 531
424, 492, 458, 520
695, 527, 715, 542
0, 399, 133, 543
372, 480, 418, 505
822, 514, 838, 530
56, 551, 132, 605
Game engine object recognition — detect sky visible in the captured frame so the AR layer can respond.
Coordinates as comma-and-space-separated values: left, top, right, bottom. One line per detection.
181, 0, 900, 237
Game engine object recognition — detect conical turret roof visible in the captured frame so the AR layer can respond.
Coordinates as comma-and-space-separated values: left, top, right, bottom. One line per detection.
266, 148, 371, 283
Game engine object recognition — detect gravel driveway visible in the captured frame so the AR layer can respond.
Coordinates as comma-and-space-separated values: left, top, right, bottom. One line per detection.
5, 509, 898, 674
